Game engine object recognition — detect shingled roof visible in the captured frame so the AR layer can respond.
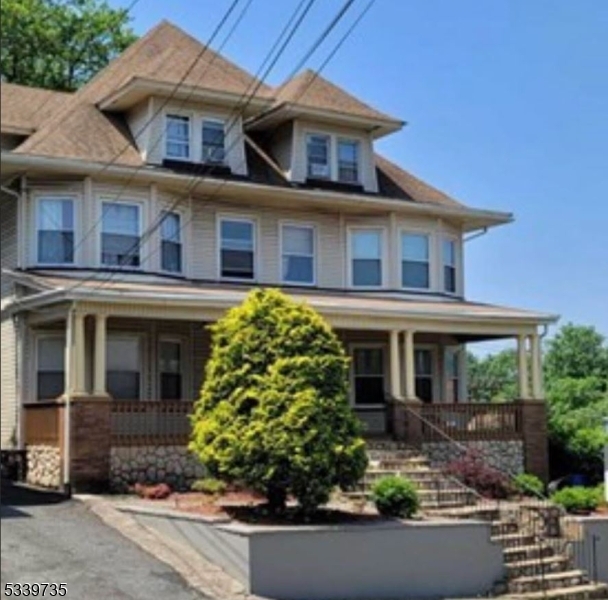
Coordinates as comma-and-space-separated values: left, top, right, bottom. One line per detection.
0, 84, 71, 134
273, 69, 400, 124
13, 20, 272, 165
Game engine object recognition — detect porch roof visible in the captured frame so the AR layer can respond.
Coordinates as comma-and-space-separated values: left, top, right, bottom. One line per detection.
3, 269, 558, 335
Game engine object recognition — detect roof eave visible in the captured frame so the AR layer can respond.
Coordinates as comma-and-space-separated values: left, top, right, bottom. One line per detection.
1, 125, 34, 136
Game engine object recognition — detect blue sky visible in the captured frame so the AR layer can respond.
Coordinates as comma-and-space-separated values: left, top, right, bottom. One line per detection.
119, 0, 607, 346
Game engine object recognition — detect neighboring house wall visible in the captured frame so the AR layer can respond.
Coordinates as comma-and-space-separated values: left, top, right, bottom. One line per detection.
290, 119, 379, 192
144, 97, 248, 176
19, 179, 465, 296
1, 192, 19, 448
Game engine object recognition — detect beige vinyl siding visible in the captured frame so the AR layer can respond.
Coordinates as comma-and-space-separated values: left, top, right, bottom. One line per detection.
1, 192, 18, 298
126, 99, 152, 161
1, 317, 18, 448
146, 98, 248, 176
291, 119, 378, 192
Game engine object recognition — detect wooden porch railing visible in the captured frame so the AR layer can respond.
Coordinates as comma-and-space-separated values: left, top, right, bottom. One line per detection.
417, 402, 523, 442
23, 402, 65, 447
110, 400, 194, 446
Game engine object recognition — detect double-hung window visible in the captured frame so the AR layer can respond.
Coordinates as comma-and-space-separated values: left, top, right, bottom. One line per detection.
337, 139, 359, 183
36, 198, 74, 265
202, 120, 225, 164
351, 229, 383, 287
37, 336, 65, 400
443, 239, 457, 293
415, 349, 434, 403
402, 233, 430, 289
281, 224, 314, 285
445, 348, 461, 403
101, 202, 141, 267
160, 211, 182, 273
352, 347, 385, 405
220, 218, 255, 280
159, 339, 183, 400
166, 114, 190, 159
106, 337, 140, 400
306, 134, 330, 179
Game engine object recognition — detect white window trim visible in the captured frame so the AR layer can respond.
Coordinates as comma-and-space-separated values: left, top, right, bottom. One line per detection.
201, 117, 227, 165
441, 235, 460, 296
349, 342, 388, 408
99, 198, 144, 269
216, 214, 258, 282
106, 333, 144, 401
413, 344, 441, 403
400, 229, 433, 291
164, 112, 193, 161
347, 226, 387, 289
157, 335, 190, 401
279, 220, 317, 286
304, 130, 364, 184
33, 332, 66, 402
159, 208, 186, 275
33, 195, 78, 268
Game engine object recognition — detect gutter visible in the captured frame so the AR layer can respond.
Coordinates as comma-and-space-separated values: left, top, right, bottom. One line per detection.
0, 288, 66, 319
0, 152, 513, 230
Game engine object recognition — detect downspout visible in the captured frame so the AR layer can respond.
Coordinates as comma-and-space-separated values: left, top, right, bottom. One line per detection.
464, 227, 489, 243
63, 307, 74, 497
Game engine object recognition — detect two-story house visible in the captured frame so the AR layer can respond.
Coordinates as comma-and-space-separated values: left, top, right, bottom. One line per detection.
0, 21, 557, 491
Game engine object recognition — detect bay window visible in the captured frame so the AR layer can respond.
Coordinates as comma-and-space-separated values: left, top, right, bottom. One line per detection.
36, 198, 74, 265
220, 218, 255, 279
443, 239, 457, 293
281, 224, 315, 285
402, 232, 430, 289
101, 202, 141, 267
165, 114, 190, 159
160, 211, 182, 273
350, 229, 383, 287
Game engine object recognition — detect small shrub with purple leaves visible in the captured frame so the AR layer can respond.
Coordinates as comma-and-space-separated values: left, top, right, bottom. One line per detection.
445, 450, 512, 499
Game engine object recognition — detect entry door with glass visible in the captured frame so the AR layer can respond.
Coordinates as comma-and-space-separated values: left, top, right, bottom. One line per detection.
352, 347, 386, 406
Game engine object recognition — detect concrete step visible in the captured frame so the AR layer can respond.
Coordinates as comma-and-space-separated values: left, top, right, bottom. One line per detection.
501, 582, 608, 599
506, 555, 572, 579
508, 570, 588, 594
492, 532, 537, 549
365, 440, 413, 452
504, 543, 558, 564
367, 449, 422, 461
492, 520, 521, 536
342, 491, 471, 510
427, 505, 501, 522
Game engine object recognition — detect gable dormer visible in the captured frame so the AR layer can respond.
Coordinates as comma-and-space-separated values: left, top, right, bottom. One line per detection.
247, 70, 403, 192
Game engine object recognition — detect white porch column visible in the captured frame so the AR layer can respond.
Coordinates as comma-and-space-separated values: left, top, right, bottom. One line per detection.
403, 330, 416, 400
389, 330, 401, 398
73, 312, 86, 395
64, 311, 74, 395
517, 334, 530, 399
530, 332, 543, 399
93, 314, 108, 396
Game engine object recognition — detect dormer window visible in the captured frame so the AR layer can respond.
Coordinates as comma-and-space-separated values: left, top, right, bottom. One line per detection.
338, 139, 359, 183
306, 134, 330, 179
166, 115, 190, 159
202, 119, 225, 164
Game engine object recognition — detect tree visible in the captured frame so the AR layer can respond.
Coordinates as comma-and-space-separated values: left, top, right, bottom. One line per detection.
467, 349, 517, 402
1, 0, 137, 91
189, 289, 368, 514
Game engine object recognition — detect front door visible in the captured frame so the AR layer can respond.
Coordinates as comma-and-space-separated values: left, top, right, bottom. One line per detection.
351, 346, 387, 434
414, 348, 434, 403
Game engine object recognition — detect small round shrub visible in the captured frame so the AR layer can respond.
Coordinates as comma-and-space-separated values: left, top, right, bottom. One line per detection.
513, 473, 545, 498
551, 486, 601, 514
191, 477, 227, 495
372, 476, 419, 518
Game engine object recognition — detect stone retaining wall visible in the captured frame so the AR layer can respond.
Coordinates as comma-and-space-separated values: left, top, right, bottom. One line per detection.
422, 440, 525, 476
110, 446, 206, 492
26, 444, 61, 488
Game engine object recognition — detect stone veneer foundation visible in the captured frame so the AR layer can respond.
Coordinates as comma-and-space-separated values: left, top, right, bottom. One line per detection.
110, 446, 206, 492
26, 444, 61, 488
422, 440, 525, 475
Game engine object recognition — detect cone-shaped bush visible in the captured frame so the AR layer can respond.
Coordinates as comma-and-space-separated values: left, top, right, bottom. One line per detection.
189, 288, 368, 513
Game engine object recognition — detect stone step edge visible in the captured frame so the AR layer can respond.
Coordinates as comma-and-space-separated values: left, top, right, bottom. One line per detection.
500, 582, 608, 600
505, 555, 570, 570
509, 570, 587, 585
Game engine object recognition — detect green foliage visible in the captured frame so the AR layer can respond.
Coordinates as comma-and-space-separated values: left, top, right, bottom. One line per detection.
189, 288, 368, 514
1, 0, 137, 91
372, 476, 419, 518
551, 486, 602, 514
191, 477, 227, 495
467, 349, 517, 402
513, 473, 545, 498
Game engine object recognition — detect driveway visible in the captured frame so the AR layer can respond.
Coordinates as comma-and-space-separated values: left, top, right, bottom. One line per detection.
0, 481, 209, 599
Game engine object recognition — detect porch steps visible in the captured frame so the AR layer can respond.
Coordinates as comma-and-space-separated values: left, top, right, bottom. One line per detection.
509, 570, 589, 594
492, 532, 536, 549
501, 583, 608, 599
